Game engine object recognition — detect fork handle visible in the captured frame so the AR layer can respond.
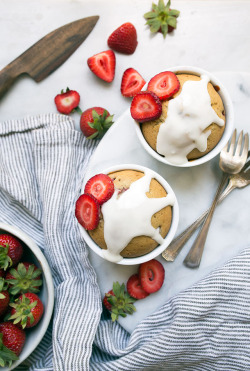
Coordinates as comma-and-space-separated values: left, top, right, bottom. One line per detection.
183, 173, 229, 269
161, 178, 236, 262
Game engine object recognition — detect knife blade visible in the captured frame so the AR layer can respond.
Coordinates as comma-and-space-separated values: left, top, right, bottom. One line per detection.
0, 16, 99, 99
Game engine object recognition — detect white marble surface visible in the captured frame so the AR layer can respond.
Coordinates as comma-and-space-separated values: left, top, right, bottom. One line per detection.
1, 0, 250, 334
86, 71, 250, 333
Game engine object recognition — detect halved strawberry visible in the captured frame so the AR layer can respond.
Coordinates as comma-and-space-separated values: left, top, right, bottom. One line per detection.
130, 91, 162, 123
139, 259, 165, 294
87, 50, 116, 83
75, 194, 100, 230
108, 22, 138, 55
147, 71, 180, 100
84, 174, 114, 205
121, 68, 146, 97
54, 88, 80, 114
126, 274, 149, 300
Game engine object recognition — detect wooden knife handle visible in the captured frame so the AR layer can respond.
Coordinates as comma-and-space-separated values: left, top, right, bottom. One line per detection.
0, 60, 23, 99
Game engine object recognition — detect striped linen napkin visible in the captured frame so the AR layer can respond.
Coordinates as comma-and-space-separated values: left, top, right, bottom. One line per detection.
0, 114, 249, 371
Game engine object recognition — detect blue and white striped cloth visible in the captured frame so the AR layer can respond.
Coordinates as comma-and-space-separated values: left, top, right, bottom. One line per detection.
0, 114, 249, 370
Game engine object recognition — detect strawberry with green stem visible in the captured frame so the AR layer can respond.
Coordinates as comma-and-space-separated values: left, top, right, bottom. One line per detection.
0, 278, 10, 317
9, 293, 44, 329
80, 107, 114, 139
0, 234, 23, 271
144, 0, 180, 38
0, 322, 25, 367
54, 87, 80, 114
6, 262, 42, 296
103, 282, 136, 321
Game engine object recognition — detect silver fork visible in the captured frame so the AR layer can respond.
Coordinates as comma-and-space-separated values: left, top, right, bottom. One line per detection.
183, 129, 249, 268
161, 156, 250, 262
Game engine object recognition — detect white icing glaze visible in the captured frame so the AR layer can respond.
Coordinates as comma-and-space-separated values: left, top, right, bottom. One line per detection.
101, 170, 174, 263
156, 74, 225, 165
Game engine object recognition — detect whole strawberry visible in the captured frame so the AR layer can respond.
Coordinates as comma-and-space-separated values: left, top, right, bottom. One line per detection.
54, 87, 80, 114
144, 0, 180, 38
0, 278, 9, 317
0, 322, 25, 366
108, 22, 138, 55
0, 234, 23, 270
9, 293, 44, 329
103, 282, 136, 321
6, 262, 42, 295
80, 107, 114, 139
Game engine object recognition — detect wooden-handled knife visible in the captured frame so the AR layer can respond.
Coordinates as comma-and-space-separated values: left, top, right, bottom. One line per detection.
0, 16, 99, 99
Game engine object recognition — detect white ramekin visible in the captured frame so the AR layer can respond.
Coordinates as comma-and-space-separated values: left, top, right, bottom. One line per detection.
78, 164, 179, 265
134, 66, 234, 167
0, 223, 54, 371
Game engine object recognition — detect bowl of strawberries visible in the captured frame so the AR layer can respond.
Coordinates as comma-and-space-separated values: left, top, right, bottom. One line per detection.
0, 223, 54, 370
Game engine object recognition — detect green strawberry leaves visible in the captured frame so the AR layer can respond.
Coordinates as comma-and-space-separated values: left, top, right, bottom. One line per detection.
87, 110, 114, 140
144, 0, 180, 38
106, 281, 136, 322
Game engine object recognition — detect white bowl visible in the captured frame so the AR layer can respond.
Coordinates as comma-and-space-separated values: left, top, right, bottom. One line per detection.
134, 66, 234, 167
0, 223, 54, 370
78, 164, 179, 265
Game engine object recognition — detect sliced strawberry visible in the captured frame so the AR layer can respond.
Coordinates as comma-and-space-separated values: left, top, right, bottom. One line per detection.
75, 194, 100, 230
84, 174, 114, 205
139, 259, 165, 294
102, 289, 114, 311
130, 91, 162, 123
147, 71, 180, 100
87, 50, 116, 83
108, 22, 138, 55
54, 88, 80, 114
127, 274, 149, 300
121, 68, 146, 97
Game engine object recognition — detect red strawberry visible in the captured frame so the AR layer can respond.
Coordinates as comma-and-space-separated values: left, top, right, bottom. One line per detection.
75, 194, 100, 230
0, 321, 25, 357
80, 107, 114, 139
9, 293, 44, 329
102, 282, 136, 321
103, 289, 114, 311
108, 22, 138, 55
0, 234, 23, 270
87, 50, 116, 83
130, 91, 162, 123
0, 270, 5, 278
144, 1, 180, 38
0, 278, 9, 318
139, 259, 165, 294
84, 174, 114, 205
126, 274, 149, 300
147, 71, 180, 100
6, 262, 42, 295
54, 88, 80, 114
121, 68, 146, 97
